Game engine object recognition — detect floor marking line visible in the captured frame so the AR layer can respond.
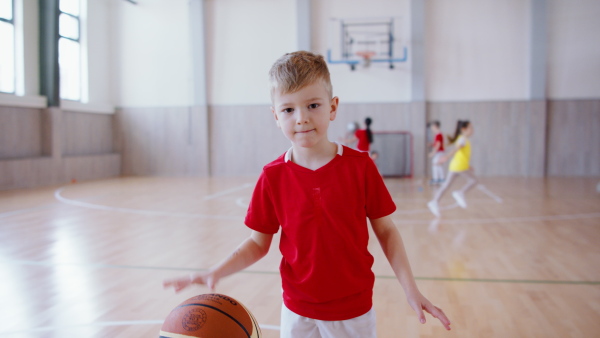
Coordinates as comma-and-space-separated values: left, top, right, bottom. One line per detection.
236, 197, 248, 209
53, 185, 599, 225
394, 202, 459, 215
477, 184, 503, 203
393, 212, 600, 225
412, 277, 600, 285
4, 259, 599, 285
259, 324, 281, 330
54, 187, 243, 221
203, 183, 253, 200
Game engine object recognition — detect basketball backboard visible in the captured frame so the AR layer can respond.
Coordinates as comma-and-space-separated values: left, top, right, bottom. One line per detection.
327, 17, 408, 70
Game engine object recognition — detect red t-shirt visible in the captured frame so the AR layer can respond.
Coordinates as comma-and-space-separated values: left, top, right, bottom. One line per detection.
355, 129, 370, 152
245, 145, 396, 321
434, 133, 444, 152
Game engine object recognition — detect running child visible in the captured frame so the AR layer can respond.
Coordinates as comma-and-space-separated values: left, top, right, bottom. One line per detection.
428, 121, 445, 185
427, 120, 478, 217
164, 51, 450, 337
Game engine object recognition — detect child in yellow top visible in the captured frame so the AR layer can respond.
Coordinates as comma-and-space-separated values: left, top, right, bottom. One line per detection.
428, 120, 478, 217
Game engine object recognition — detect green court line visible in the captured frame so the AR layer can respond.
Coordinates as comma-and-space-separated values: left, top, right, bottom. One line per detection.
410, 276, 600, 285
6, 259, 600, 286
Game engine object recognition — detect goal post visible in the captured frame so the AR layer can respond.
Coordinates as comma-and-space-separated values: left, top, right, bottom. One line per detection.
371, 131, 413, 178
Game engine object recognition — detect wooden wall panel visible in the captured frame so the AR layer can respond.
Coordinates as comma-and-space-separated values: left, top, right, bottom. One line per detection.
0, 154, 120, 190
0, 106, 42, 159
209, 105, 289, 176
62, 111, 114, 156
0, 106, 121, 190
208, 103, 427, 176
116, 106, 209, 176
547, 99, 600, 176
427, 101, 546, 177
62, 154, 121, 182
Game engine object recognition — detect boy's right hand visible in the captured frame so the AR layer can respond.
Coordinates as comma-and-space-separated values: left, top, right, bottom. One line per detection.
163, 272, 217, 293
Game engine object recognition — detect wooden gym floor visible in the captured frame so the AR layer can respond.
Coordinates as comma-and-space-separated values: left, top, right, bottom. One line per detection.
0, 176, 599, 337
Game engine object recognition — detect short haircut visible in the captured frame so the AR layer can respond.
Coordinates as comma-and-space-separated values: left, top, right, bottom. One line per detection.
269, 51, 333, 100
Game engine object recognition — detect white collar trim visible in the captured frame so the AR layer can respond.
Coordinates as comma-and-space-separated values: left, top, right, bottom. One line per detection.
284, 142, 343, 163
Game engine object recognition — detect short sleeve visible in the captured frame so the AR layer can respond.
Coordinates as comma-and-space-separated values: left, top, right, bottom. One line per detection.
456, 136, 466, 147
364, 157, 396, 219
244, 171, 280, 234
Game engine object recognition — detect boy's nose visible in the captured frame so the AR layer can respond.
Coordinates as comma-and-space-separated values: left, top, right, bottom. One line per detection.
296, 109, 309, 124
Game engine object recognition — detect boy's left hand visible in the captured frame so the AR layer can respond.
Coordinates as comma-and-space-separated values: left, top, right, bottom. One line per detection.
406, 290, 451, 330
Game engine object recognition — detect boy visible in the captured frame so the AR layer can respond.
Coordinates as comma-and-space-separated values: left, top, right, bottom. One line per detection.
164, 51, 450, 337
428, 121, 445, 185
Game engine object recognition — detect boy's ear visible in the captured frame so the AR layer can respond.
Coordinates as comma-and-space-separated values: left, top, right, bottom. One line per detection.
271, 107, 280, 128
329, 96, 339, 121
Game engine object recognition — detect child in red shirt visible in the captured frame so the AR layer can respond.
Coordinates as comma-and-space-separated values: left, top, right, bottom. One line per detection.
428, 120, 445, 184
355, 117, 373, 152
164, 51, 450, 337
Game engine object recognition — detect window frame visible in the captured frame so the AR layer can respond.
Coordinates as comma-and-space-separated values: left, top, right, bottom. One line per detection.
0, 0, 16, 94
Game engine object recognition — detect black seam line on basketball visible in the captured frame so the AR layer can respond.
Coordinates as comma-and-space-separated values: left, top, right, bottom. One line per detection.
178, 303, 251, 338
8, 260, 600, 285
247, 310, 260, 338
242, 307, 260, 338
253, 313, 261, 338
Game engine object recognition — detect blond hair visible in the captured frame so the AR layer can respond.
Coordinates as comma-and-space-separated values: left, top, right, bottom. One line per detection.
269, 51, 333, 100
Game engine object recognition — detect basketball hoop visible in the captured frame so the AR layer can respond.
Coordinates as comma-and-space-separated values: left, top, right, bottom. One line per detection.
355, 50, 376, 68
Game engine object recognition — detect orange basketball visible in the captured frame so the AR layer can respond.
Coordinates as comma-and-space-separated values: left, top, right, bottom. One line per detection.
160, 293, 262, 338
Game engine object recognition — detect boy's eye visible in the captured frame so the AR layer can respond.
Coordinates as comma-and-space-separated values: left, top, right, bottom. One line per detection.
308, 103, 319, 109
282, 108, 294, 113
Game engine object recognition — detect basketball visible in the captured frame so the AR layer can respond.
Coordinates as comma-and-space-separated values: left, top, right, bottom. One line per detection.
159, 293, 261, 338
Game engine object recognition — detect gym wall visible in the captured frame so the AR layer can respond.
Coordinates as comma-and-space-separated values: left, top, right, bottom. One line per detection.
0, 0, 118, 190
1, 0, 599, 190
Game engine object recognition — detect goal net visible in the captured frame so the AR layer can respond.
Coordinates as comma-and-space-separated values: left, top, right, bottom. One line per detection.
371, 132, 412, 177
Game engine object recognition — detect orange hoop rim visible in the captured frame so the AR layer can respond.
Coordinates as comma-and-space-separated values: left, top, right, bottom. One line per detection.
355, 50, 377, 60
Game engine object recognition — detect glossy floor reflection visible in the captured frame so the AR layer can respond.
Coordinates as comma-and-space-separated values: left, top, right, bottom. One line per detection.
1, 176, 599, 337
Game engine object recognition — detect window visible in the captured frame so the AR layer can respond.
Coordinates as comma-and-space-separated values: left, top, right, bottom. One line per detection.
59, 0, 81, 101
0, 0, 15, 93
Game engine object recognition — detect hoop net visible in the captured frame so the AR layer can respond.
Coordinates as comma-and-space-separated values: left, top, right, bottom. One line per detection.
355, 50, 376, 68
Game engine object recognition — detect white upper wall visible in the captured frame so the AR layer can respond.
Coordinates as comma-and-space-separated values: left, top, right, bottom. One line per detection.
110, 0, 194, 107
205, 0, 297, 106
4, 0, 600, 110
547, 0, 600, 99
311, 0, 411, 103
425, 0, 530, 102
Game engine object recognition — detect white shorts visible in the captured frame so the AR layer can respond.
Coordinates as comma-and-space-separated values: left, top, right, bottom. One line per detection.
432, 151, 444, 166
280, 304, 377, 338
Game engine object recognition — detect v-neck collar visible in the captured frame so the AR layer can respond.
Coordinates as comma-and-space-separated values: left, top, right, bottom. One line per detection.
284, 142, 344, 172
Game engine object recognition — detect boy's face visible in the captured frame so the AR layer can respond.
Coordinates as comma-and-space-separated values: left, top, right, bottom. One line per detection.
271, 81, 338, 148
430, 124, 440, 133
